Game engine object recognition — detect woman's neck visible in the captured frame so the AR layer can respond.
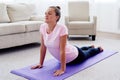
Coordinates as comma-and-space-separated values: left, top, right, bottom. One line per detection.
48, 23, 56, 31
47, 22, 57, 33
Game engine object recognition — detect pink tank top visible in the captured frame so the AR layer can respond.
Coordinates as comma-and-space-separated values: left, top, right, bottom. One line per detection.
40, 23, 78, 63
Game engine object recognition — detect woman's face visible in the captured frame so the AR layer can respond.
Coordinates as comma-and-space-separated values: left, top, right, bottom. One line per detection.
45, 8, 59, 23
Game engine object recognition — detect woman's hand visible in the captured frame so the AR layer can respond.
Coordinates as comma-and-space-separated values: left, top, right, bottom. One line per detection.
31, 64, 43, 69
54, 69, 65, 76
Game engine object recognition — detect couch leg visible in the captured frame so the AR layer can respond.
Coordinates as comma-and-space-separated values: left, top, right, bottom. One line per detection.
89, 35, 91, 37
92, 35, 96, 41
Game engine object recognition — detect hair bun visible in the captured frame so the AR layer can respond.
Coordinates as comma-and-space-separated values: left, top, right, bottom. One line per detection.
56, 6, 61, 10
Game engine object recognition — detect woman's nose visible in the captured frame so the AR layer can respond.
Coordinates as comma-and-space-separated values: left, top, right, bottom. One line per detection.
45, 14, 48, 17
45, 15, 48, 18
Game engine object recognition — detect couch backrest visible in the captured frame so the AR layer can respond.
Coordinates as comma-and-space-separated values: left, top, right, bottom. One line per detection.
7, 3, 35, 22
68, 1, 89, 21
0, 3, 10, 23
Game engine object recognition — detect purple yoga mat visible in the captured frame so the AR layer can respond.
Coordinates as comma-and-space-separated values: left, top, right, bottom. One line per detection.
11, 50, 118, 80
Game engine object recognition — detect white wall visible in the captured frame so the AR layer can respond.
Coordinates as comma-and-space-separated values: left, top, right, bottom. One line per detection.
1, 0, 120, 33
95, 2, 119, 33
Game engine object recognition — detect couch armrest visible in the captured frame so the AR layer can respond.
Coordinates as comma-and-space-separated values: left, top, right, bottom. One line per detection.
89, 16, 97, 24
93, 16, 97, 27
30, 15, 44, 21
89, 16, 97, 34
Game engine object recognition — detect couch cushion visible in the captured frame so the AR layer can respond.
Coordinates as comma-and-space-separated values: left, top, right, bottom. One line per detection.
13, 21, 43, 32
0, 23, 25, 36
0, 3, 10, 23
7, 3, 35, 22
68, 21, 94, 29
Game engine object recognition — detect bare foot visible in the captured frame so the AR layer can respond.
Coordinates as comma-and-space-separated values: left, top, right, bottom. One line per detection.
98, 47, 103, 52
90, 45, 95, 48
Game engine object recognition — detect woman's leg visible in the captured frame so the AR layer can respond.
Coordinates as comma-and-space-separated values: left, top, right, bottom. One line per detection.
84, 47, 103, 59
67, 46, 103, 65
81, 45, 94, 50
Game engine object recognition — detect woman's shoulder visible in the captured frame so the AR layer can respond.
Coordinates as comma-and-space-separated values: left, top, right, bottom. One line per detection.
57, 23, 67, 29
57, 23, 66, 27
40, 23, 47, 29
40, 23, 47, 33
41, 23, 47, 27
57, 23, 68, 33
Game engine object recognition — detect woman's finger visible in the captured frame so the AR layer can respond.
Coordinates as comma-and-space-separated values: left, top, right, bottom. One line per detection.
31, 65, 39, 69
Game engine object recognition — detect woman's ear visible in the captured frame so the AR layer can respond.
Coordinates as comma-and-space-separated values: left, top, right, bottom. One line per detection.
56, 16, 60, 22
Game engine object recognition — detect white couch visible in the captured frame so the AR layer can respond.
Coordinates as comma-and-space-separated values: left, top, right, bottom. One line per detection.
0, 3, 44, 49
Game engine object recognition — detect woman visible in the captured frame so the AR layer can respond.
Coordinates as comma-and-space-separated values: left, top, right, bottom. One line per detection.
31, 6, 103, 76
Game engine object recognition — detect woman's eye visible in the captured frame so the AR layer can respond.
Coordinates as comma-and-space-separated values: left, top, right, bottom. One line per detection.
48, 13, 52, 15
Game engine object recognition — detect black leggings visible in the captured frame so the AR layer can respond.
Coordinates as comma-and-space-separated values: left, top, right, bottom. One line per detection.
67, 46, 101, 65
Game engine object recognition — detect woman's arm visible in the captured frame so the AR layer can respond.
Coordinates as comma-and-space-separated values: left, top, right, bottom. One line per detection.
31, 34, 46, 69
54, 35, 67, 76
60, 35, 67, 71
39, 34, 47, 66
